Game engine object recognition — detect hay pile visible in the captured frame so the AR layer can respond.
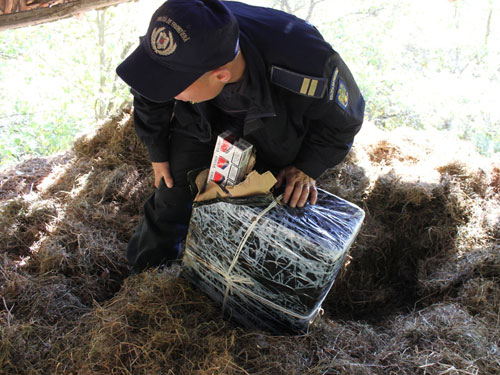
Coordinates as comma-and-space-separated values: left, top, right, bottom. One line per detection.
1, 109, 498, 374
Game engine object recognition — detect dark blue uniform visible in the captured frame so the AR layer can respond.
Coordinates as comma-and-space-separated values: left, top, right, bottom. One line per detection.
127, 1, 365, 272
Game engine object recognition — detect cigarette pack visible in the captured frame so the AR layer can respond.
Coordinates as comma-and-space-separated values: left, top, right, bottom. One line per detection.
208, 131, 253, 187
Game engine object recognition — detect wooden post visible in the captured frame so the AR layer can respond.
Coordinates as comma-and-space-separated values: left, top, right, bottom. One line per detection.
0, 0, 135, 31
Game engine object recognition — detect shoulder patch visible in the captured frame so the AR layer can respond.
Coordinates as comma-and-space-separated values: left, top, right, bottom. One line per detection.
336, 78, 349, 110
328, 68, 349, 110
270, 66, 326, 98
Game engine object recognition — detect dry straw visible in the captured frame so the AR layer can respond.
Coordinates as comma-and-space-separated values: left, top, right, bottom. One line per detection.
0, 111, 498, 374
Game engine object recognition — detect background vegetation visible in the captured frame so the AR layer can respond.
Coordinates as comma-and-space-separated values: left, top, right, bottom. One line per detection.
0, 0, 498, 166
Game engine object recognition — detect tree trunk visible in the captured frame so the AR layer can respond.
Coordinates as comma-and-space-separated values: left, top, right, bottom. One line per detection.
305, 0, 325, 22
484, 6, 493, 46
96, 9, 106, 121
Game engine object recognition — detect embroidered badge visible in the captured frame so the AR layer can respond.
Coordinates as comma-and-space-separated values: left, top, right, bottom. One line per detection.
151, 26, 177, 56
328, 68, 339, 102
336, 78, 349, 110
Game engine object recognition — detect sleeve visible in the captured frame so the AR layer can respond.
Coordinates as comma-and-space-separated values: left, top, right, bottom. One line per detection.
293, 53, 365, 180
132, 89, 174, 162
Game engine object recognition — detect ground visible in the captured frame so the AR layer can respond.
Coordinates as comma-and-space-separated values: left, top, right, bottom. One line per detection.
0, 109, 499, 374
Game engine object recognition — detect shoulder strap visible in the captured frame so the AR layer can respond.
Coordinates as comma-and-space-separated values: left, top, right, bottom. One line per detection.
270, 65, 327, 98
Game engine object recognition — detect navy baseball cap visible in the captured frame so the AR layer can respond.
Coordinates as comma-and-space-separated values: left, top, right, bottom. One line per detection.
116, 0, 240, 103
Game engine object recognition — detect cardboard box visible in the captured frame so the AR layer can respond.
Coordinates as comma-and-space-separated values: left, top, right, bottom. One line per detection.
208, 131, 253, 187
182, 188, 365, 333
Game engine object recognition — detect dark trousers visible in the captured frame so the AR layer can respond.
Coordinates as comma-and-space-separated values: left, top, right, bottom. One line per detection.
126, 130, 215, 272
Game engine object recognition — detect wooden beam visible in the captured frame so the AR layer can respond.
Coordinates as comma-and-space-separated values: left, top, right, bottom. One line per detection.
0, 0, 136, 31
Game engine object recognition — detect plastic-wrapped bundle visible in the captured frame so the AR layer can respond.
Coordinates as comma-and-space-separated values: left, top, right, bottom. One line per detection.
181, 189, 365, 333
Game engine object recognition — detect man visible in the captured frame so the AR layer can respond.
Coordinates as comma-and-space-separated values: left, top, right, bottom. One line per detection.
116, 0, 364, 272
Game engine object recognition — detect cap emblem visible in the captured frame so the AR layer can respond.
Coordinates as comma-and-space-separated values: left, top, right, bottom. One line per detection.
151, 27, 177, 56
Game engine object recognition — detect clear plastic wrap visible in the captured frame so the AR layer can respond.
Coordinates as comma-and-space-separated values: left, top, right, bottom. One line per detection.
181, 188, 365, 333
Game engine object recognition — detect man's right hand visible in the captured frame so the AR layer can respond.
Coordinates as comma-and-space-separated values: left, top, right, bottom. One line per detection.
152, 161, 174, 188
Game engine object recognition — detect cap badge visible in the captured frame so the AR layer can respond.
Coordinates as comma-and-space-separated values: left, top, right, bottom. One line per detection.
151, 26, 177, 56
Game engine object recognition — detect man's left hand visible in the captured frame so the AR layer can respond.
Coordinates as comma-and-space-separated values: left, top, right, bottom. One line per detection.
275, 166, 318, 208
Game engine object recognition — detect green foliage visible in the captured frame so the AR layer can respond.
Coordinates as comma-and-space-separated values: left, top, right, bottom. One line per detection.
314, 0, 500, 155
0, 0, 164, 166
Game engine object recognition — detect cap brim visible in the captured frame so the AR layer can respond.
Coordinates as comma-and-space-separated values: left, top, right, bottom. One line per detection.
116, 44, 203, 103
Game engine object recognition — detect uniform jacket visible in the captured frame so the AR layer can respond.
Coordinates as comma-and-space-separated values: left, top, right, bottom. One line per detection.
132, 1, 365, 180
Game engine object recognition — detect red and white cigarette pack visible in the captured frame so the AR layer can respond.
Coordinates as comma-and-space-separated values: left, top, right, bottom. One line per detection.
208, 131, 253, 187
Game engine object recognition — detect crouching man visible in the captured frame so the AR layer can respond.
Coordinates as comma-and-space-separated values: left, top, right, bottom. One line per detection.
116, 0, 364, 273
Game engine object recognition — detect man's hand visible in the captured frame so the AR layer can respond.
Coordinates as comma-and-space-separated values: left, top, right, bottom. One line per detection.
275, 166, 317, 208
152, 161, 174, 188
